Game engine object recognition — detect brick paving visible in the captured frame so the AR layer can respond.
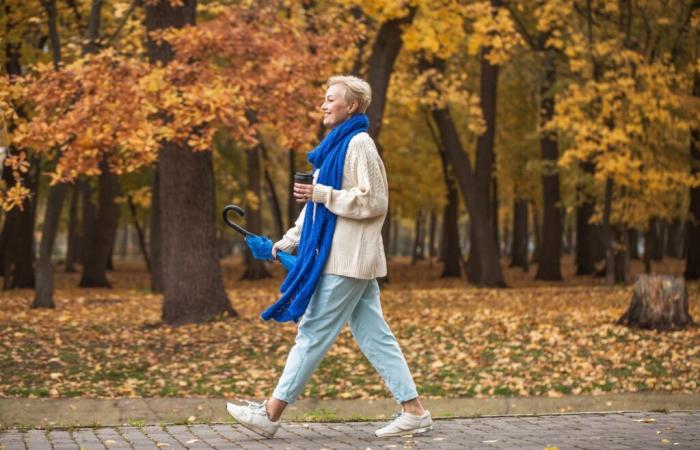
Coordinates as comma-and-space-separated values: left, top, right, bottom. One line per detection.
1, 411, 698, 449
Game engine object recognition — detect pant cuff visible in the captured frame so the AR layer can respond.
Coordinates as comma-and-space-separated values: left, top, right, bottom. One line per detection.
272, 388, 295, 405
395, 390, 419, 404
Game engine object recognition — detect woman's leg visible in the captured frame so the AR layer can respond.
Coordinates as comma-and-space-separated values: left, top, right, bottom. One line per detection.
348, 280, 424, 413
268, 274, 370, 420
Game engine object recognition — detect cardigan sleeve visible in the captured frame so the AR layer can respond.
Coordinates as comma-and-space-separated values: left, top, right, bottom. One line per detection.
273, 203, 307, 253
311, 133, 388, 220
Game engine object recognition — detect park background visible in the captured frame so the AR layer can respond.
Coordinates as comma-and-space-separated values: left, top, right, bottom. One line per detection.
0, 0, 699, 415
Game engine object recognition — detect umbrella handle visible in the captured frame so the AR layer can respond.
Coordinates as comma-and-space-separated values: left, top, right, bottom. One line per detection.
222, 204, 252, 237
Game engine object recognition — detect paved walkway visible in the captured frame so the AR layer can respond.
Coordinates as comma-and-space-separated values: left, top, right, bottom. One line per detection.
1, 411, 698, 450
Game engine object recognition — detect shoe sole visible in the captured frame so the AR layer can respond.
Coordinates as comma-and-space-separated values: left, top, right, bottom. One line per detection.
376, 424, 434, 438
226, 404, 276, 439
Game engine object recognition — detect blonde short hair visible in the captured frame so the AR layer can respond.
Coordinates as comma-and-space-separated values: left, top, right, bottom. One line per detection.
328, 75, 372, 114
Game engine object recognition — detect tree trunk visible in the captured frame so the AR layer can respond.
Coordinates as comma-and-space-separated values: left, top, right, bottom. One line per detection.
532, 204, 541, 264
680, 222, 687, 259
649, 218, 664, 261
575, 166, 596, 274
107, 238, 115, 270
502, 223, 511, 259
32, 0, 64, 307
127, 193, 151, 272
535, 49, 562, 281
64, 184, 80, 272
32, 183, 68, 308
422, 54, 503, 286
685, 68, 700, 279
659, 220, 668, 258
79, 159, 120, 287
510, 198, 529, 271
601, 177, 616, 285
628, 228, 640, 260
432, 65, 498, 282
441, 180, 462, 277
428, 209, 437, 262
563, 211, 574, 255
466, 225, 481, 283
471, 40, 502, 285
411, 210, 425, 264
617, 275, 694, 330
365, 9, 416, 141
264, 168, 284, 239
1, 154, 36, 289
117, 225, 127, 259
146, 0, 235, 325
149, 165, 163, 292
665, 218, 682, 258
242, 144, 271, 280
158, 139, 236, 324
261, 145, 283, 239
491, 176, 500, 256
430, 105, 504, 286
591, 224, 606, 264
645, 217, 661, 266
613, 225, 630, 284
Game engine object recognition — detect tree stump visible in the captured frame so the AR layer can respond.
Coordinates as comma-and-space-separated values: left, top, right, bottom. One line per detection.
617, 274, 695, 330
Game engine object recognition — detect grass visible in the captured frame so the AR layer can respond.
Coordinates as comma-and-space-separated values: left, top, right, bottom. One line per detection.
0, 256, 698, 402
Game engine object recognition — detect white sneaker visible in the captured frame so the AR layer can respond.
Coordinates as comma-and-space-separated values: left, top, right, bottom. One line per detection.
375, 410, 434, 437
226, 399, 280, 438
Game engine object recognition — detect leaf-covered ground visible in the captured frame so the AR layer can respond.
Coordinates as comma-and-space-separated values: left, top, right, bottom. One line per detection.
1, 256, 698, 400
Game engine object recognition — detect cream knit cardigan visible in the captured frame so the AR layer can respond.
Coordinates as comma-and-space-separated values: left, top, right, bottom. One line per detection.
273, 132, 388, 279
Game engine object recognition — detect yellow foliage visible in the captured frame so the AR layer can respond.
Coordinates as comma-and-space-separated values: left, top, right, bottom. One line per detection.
245, 189, 260, 211
550, 39, 697, 226
402, 1, 468, 59
344, 0, 413, 22
464, 2, 524, 65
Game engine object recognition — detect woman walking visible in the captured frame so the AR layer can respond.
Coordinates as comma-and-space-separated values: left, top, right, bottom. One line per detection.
226, 75, 432, 438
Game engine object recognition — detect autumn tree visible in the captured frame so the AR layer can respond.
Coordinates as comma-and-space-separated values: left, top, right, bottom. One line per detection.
505, 0, 572, 281
398, 0, 522, 286
0, 1, 44, 289
684, 1, 700, 280
143, 0, 235, 325
550, 0, 699, 284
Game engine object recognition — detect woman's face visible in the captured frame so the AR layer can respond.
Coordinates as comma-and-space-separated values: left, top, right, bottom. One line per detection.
321, 84, 357, 128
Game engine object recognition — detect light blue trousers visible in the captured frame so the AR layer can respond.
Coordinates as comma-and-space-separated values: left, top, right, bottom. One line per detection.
272, 274, 419, 404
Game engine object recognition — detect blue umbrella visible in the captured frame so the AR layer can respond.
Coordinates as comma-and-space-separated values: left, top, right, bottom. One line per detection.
222, 205, 297, 271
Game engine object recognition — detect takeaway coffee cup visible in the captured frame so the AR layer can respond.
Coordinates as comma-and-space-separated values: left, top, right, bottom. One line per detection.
294, 171, 314, 203
294, 172, 314, 185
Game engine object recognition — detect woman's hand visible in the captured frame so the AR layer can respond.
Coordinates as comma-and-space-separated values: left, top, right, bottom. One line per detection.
293, 182, 314, 203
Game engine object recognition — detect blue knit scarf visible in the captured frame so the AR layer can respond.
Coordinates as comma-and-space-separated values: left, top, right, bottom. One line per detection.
261, 114, 369, 322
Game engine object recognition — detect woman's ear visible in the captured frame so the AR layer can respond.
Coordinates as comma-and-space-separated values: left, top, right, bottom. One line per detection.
348, 101, 359, 114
